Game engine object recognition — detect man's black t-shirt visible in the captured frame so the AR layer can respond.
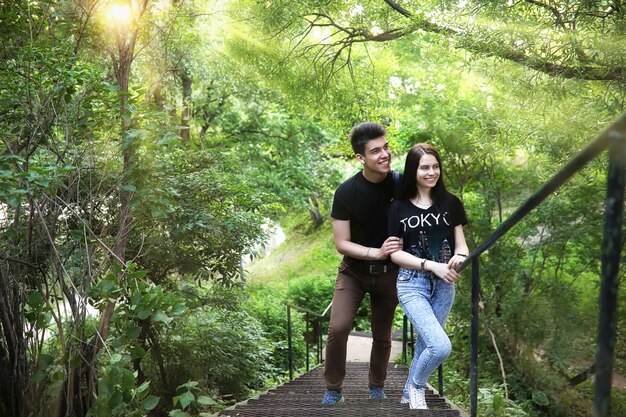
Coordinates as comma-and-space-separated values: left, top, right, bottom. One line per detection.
331, 171, 397, 263
388, 194, 467, 263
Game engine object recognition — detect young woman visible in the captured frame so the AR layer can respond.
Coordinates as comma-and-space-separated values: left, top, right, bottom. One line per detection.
388, 143, 469, 409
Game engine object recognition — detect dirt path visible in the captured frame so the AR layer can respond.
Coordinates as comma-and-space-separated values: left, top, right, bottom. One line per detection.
614, 372, 626, 389
341, 333, 403, 362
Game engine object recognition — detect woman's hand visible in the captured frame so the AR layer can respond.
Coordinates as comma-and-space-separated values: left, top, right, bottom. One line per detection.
447, 254, 467, 271
428, 261, 460, 284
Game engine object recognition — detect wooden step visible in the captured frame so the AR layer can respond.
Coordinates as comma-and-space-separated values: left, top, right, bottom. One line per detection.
216, 362, 465, 416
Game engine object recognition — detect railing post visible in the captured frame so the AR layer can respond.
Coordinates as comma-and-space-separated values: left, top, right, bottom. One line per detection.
285, 302, 329, 374
470, 258, 480, 417
402, 315, 408, 364
305, 312, 310, 371
318, 317, 323, 364
287, 304, 293, 380
438, 364, 444, 396
594, 133, 626, 417
409, 322, 415, 358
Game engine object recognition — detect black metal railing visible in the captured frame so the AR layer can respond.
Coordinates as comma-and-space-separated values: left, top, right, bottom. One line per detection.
456, 112, 626, 417
286, 302, 331, 380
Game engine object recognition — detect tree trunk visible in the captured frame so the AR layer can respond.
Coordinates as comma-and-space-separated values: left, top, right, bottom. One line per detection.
60, 2, 148, 413
308, 193, 324, 227
180, 71, 192, 142
153, 83, 164, 110
0, 268, 27, 417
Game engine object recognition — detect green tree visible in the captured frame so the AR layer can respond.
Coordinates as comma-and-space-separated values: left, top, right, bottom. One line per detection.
0, 1, 279, 416
242, 0, 626, 84
232, 1, 625, 415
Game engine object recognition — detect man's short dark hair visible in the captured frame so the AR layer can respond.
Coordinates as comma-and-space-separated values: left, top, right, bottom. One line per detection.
349, 122, 386, 155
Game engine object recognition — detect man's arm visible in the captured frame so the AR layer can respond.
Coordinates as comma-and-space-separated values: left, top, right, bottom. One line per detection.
332, 219, 402, 261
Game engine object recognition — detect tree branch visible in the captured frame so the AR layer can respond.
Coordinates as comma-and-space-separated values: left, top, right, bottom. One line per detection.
301, 3, 626, 82
524, 0, 565, 28
384, 0, 412, 18
485, 322, 509, 399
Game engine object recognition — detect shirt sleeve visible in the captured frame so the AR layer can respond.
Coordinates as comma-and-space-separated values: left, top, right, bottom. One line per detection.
449, 194, 468, 226
330, 185, 350, 221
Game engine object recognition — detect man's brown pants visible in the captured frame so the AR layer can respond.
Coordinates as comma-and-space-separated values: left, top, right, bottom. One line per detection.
324, 261, 399, 391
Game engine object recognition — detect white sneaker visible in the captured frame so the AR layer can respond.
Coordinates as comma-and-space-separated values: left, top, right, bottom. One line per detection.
408, 385, 428, 410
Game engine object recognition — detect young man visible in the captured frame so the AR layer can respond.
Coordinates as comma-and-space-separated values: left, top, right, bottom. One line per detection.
322, 122, 403, 405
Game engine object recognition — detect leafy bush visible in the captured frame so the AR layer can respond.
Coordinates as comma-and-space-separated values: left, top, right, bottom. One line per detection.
477, 385, 531, 417
245, 284, 308, 376
286, 274, 406, 334
88, 359, 156, 417
556, 383, 593, 417
286, 275, 334, 314
612, 388, 626, 417
556, 382, 626, 417
140, 301, 273, 415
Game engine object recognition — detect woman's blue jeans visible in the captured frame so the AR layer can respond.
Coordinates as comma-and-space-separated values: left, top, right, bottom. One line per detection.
397, 268, 454, 392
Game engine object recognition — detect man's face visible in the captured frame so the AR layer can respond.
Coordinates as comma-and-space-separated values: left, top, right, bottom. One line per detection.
357, 136, 391, 176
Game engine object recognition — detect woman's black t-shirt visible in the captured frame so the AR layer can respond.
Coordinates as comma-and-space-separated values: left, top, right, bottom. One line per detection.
388, 194, 468, 263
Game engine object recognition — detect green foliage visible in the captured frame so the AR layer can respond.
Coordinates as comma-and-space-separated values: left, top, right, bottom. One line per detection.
139, 293, 273, 414
88, 359, 155, 417
130, 145, 273, 286
245, 283, 307, 375
611, 389, 626, 417
2, 1, 626, 417
168, 380, 216, 417
226, 1, 406, 138
477, 385, 531, 417
556, 382, 594, 417
286, 276, 335, 314
245, 216, 340, 374
191, 70, 343, 214
553, 382, 626, 417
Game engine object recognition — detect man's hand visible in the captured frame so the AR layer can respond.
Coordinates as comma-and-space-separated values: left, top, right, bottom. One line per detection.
372, 236, 403, 259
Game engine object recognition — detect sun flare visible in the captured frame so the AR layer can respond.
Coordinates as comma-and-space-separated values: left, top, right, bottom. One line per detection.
106, 3, 132, 26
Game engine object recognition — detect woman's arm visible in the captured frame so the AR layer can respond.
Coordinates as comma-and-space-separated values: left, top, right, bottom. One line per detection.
391, 250, 460, 284
447, 225, 469, 271
390, 250, 422, 270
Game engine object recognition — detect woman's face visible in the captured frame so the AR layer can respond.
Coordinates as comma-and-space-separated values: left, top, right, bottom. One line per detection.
416, 154, 440, 190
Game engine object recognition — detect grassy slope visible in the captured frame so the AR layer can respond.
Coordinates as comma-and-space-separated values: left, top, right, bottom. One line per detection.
246, 215, 341, 286
245, 213, 407, 332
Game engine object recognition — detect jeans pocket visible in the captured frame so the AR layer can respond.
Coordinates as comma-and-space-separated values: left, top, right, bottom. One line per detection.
397, 268, 414, 282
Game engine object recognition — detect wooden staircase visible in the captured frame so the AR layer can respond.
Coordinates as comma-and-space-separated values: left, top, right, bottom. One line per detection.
217, 362, 466, 416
